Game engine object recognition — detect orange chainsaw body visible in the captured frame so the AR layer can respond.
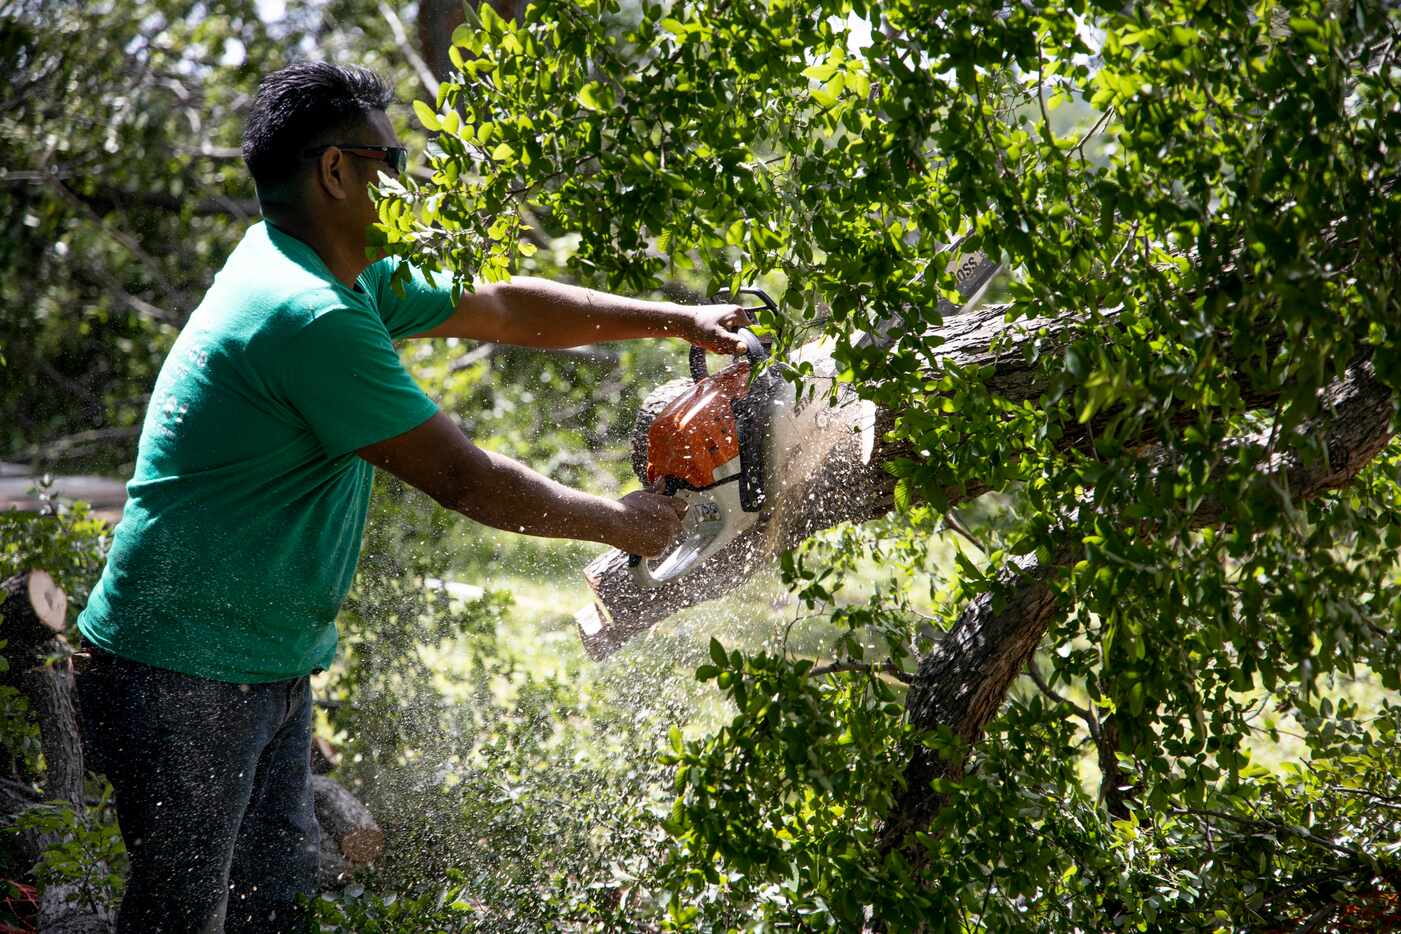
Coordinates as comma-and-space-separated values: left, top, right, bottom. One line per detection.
645, 361, 753, 490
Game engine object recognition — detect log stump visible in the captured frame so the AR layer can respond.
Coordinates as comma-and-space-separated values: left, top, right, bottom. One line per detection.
1, 570, 113, 933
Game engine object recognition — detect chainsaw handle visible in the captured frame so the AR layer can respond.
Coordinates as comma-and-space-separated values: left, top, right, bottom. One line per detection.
627, 475, 684, 569
718, 286, 780, 319
687, 286, 781, 381
688, 328, 767, 380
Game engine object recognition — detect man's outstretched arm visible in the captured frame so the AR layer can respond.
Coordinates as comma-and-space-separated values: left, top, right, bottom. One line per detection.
416, 276, 751, 353
357, 411, 684, 557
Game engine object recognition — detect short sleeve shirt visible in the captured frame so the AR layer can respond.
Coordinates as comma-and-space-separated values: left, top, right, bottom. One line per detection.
77, 221, 456, 682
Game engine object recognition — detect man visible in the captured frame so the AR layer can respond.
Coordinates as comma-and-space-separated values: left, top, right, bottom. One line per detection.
75, 62, 749, 932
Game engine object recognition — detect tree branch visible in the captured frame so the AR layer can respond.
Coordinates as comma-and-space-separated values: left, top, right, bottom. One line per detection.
1173, 807, 1373, 863
807, 659, 914, 684
380, 1, 440, 100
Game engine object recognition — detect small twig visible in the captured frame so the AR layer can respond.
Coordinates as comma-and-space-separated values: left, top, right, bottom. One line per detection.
1108, 219, 1140, 271
64, 256, 184, 330
1035, 39, 1057, 155
1175, 807, 1372, 862
942, 511, 985, 552
1328, 786, 1401, 810
1026, 657, 1095, 727
48, 177, 175, 296
1073, 108, 1114, 164
808, 659, 913, 684
504, 153, 597, 198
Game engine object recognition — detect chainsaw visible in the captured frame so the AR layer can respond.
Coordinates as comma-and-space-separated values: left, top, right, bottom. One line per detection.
626, 288, 794, 587
625, 253, 1003, 589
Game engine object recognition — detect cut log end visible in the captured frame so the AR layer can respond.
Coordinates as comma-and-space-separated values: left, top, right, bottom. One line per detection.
3, 570, 68, 635
28, 571, 69, 633
311, 774, 384, 868
337, 826, 386, 866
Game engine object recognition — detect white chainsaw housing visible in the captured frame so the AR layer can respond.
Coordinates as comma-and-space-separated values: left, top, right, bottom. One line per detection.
629, 460, 759, 587
629, 347, 874, 589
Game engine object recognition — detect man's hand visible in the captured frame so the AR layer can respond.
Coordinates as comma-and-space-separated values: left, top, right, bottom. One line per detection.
612, 485, 687, 557
681, 303, 755, 355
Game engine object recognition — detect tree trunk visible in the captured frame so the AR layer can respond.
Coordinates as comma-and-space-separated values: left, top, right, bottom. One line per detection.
1, 570, 113, 933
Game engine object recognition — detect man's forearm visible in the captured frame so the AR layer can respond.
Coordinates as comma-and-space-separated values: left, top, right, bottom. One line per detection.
357, 412, 683, 556
427, 276, 690, 347
503, 277, 693, 345
447, 443, 627, 543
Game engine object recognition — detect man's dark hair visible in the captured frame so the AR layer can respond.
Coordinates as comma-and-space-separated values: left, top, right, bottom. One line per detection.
242, 62, 394, 203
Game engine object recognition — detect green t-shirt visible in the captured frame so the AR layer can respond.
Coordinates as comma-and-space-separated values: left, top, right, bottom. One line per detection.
77, 221, 455, 683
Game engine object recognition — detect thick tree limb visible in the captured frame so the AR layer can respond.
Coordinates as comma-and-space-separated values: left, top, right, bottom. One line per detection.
578, 290, 1310, 655
876, 359, 1395, 861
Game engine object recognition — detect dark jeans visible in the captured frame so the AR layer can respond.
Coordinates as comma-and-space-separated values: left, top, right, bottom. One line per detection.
77, 645, 319, 933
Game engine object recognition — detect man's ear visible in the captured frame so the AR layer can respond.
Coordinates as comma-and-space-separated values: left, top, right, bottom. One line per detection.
314, 147, 351, 202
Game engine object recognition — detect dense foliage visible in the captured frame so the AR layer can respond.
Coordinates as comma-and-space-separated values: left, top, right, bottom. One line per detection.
4, 0, 1401, 931
380, 0, 1401, 928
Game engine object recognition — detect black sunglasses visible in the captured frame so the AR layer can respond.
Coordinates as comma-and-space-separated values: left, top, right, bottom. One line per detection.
302, 144, 408, 176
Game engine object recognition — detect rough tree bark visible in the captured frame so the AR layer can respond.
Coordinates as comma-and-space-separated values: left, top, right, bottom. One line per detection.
417, 0, 526, 84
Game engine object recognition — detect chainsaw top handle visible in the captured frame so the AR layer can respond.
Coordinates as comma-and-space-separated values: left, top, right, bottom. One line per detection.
689, 287, 780, 381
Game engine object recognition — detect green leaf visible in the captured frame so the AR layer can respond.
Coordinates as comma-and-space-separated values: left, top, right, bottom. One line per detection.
577, 81, 605, 112
709, 637, 727, 668
413, 100, 440, 132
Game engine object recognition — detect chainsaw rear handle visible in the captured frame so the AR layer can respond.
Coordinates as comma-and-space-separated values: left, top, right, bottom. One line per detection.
688, 329, 766, 381
688, 287, 782, 381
